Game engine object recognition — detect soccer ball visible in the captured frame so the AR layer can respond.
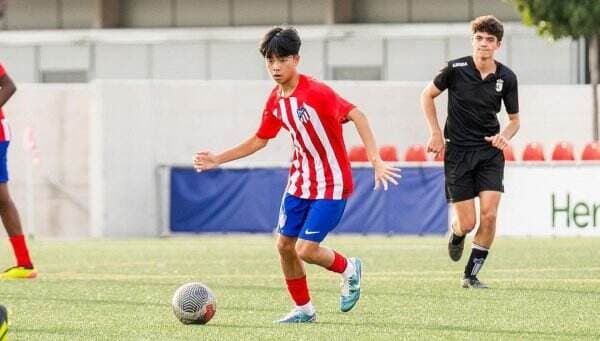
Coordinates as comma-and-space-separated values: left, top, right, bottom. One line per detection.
171, 282, 217, 325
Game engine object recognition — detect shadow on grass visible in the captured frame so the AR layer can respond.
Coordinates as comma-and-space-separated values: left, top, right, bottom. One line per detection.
318, 321, 600, 339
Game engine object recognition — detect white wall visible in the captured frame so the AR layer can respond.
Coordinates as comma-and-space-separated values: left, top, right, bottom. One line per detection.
94, 43, 150, 79
0, 84, 90, 239
0, 24, 584, 84
0, 81, 595, 238
0, 45, 38, 82
89, 81, 598, 237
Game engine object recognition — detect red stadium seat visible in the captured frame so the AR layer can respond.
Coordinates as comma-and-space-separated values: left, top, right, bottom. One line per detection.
581, 141, 600, 160
404, 144, 427, 162
522, 142, 545, 161
503, 144, 516, 161
379, 145, 399, 161
551, 141, 575, 161
348, 145, 368, 162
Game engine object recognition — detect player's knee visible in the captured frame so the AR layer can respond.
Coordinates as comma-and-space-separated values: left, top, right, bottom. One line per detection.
480, 209, 498, 226
0, 196, 11, 212
295, 244, 317, 263
276, 239, 296, 257
459, 219, 476, 233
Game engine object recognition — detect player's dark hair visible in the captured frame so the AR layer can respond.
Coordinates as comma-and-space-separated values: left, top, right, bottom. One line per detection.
259, 27, 301, 58
471, 15, 504, 41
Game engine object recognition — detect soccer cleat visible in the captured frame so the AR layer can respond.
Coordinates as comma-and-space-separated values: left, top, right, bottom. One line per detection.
0, 304, 7, 341
0, 266, 37, 280
275, 309, 316, 323
340, 257, 362, 313
462, 276, 488, 289
448, 230, 465, 262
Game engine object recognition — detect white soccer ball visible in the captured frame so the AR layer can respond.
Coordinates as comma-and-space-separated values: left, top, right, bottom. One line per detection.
171, 282, 217, 325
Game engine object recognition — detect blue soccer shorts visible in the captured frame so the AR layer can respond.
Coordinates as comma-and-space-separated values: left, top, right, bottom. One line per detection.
0, 141, 9, 183
277, 193, 347, 243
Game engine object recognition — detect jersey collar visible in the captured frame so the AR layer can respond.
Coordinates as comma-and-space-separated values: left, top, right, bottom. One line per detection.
468, 56, 502, 81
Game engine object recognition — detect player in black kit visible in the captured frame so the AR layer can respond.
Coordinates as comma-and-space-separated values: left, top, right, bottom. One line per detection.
420, 15, 520, 288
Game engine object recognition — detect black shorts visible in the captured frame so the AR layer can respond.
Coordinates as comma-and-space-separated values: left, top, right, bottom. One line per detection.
444, 145, 505, 203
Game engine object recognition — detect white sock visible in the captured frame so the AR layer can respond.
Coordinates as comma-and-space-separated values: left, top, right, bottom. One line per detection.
297, 301, 316, 315
472, 243, 489, 251
342, 259, 355, 279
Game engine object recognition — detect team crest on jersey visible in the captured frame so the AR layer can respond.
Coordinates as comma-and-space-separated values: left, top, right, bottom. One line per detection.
296, 106, 311, 124
496, 79, 504, 92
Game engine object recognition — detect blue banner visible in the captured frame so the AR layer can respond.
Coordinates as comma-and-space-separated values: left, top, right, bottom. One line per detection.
170, 166, 447, 235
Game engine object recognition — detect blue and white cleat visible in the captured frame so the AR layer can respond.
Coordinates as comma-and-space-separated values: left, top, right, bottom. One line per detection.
275, 309, 316, 323
340, 257, 362, 312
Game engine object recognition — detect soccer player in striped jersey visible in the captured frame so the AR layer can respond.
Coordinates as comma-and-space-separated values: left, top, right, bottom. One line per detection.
0, 63, 37, 280
194, 27, 401, 323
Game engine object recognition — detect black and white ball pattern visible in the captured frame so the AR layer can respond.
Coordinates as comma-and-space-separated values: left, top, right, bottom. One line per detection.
172, 282, 217, 324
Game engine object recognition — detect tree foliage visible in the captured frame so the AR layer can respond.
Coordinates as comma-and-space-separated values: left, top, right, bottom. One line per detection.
511, 0, 600, 40
511, 0, 600, 140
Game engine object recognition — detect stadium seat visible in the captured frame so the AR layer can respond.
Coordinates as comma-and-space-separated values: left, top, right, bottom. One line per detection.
348, 145, 368, 162
581, 141, 600, 160
379, 145, 399, 161
404, 144, 427, 162
503, 144, 516, 161
551, 141, 575, 161
522, 142, 545, 161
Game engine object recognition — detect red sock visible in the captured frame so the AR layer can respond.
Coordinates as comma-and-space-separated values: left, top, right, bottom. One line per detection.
9, 234, 33, 268
327, 250, 348, 273
285, 276, 310, 306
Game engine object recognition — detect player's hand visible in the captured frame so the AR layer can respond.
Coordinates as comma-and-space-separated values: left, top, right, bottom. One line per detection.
193, 151, 220, 172
427, 132, 444, 158
485, 134, 508, 150
372, 158, 402, 191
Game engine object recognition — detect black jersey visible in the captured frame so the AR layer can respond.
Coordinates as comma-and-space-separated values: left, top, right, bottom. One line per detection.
433, 56, 519, 150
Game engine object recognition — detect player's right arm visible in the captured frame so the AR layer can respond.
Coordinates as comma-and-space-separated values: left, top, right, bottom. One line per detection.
193, 136, 268, 172
422, 62, 452, 157
421, 82, 444, 156
194, 89, 281, 172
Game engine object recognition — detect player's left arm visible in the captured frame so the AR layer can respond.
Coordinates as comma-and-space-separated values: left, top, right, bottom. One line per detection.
485, 74, 520, 150
0, 72, 17, 108
485, 113, 520, 150
347, 108, 401, 191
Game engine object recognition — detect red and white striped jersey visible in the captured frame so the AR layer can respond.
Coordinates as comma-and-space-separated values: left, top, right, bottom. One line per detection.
256, 74, 355, 200
0, 63, 10, 142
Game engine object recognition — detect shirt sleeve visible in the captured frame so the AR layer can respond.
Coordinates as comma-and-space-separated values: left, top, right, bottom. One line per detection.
255, 100, 282, 140
433, 62, 452, 91
333, 91, 355, 123
503, 74, 519, 114
0, 64, 6, 78
315, 84, 355, 123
